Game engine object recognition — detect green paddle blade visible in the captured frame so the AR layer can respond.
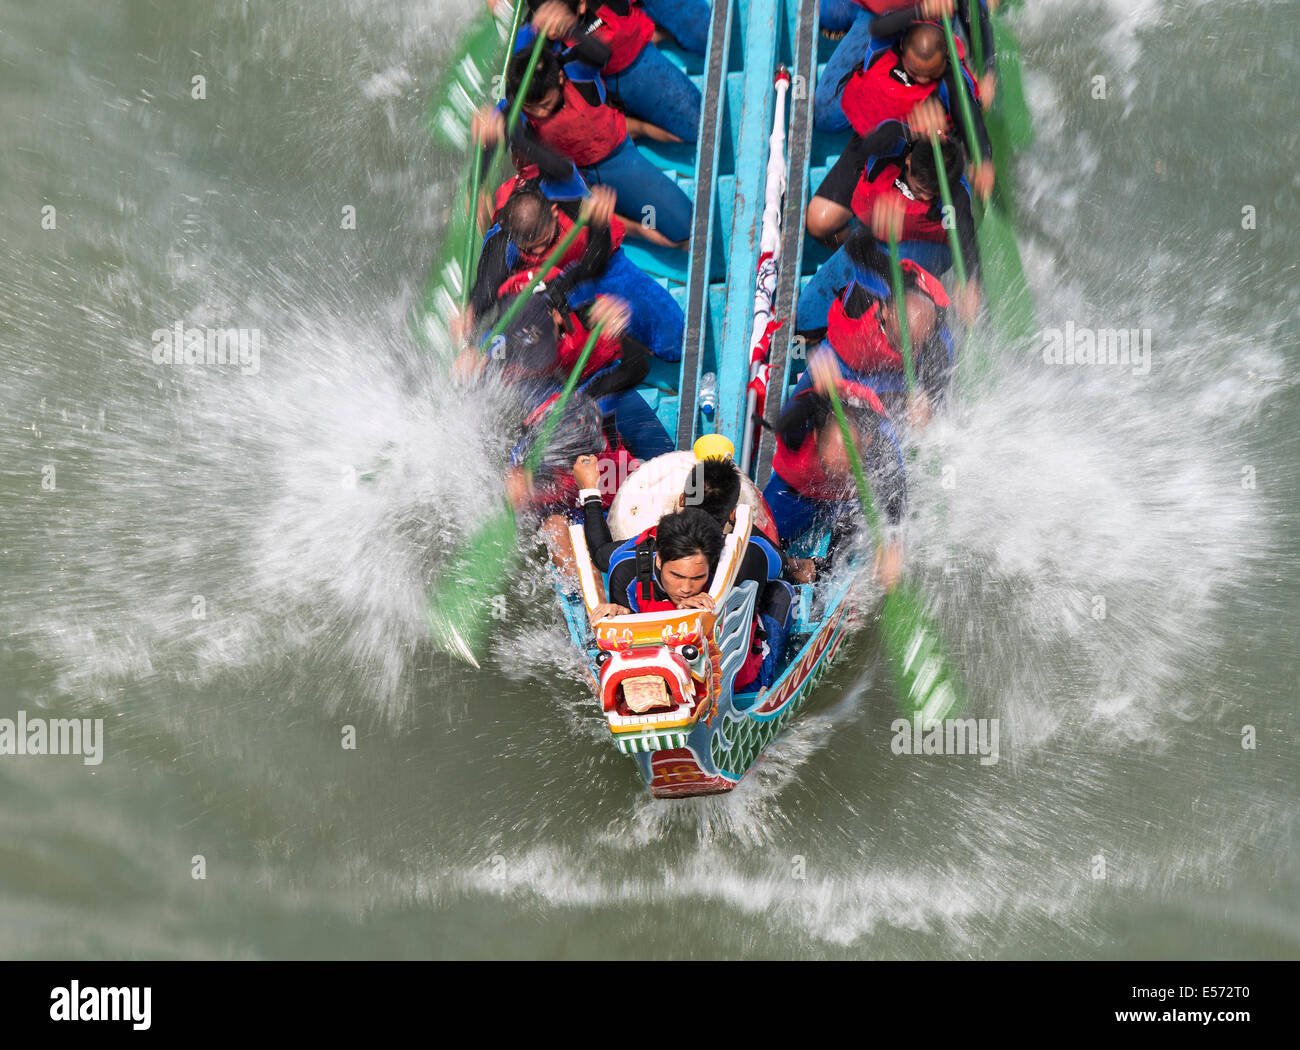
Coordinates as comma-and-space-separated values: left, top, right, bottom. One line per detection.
975, 195, 1036, 346
880, 582, 964, 726
425, 12, 512, 152
427, 503, 522, 667
988, 15, 1034, 152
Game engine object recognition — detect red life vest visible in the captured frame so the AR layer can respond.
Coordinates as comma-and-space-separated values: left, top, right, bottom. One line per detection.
555, 313, 624, 380
770, 383, 888, 499
852, 0, 916, 11
840, 34, 974, 137
826, 295, 897, 373
850, 158, 947, 244
627, 526, 678, 613
577, 3, 656, 76
529, 77, 627, 168
825, 261, 950, 373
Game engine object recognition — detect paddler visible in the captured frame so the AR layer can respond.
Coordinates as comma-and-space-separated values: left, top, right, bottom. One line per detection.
521, 0, 702, 143
763, 352, 907, 591
480, 290, 675, 459
504, 46, 694, 247
457, 172, 685, 362
868, 1, 996, 107
818, 19, 994, 204
815, 0, 958, 136
794, 227, 957, 424
802, 117, 981, 325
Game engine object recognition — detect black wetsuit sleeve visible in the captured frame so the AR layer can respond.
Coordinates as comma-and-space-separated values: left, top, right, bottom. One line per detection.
469, 226, 510, 320
917, 328, 954, 404
868, 5, 926, 38
945, 63, 992, 161
566, 28, 614, 68
736, 543, 773, 589
582, 495, 620, 571
581, 334, 650, 399
814, 134, 872, 206
505, 125, 578, 182
951, 181, 981, 280
546, 221, 612, 304
843, 225, 892, 278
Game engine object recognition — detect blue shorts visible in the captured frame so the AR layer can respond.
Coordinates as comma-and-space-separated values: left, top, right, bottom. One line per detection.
579, 136, 693, 245
639, 0, 710, 54
762, 471, 855, 547
568, 247, 686, 362
605, 43, 702, 144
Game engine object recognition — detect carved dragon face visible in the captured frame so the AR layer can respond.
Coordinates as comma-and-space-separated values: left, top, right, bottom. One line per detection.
594, 612, 717, 748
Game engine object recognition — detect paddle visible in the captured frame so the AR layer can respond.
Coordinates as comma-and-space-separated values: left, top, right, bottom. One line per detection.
822, 369, 964, 728
428, 319, 611, 666
939, 12, 1036, 347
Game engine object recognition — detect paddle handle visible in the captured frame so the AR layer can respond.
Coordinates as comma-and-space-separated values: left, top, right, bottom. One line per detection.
928, 132, 969, 289
471, 30, 550, 283
823, 379, 883, 544
522, 319, 609, 476
940, 13, 983, 168
885, 230, 917, 398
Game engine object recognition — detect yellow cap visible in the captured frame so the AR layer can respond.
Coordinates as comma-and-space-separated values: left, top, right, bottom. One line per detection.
692, 434, 735, 461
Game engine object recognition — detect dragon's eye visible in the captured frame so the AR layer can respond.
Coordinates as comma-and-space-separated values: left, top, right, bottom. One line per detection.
595, 650, 612, 666
681, 645, 699, 662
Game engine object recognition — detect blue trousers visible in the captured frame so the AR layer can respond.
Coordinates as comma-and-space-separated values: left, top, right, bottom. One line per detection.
605, 44, 702, 143
640, 0, 711, 54
569, 247, 685, 362
594, 389, 675, 459
796, 239, 953, 332
814, 10, 883, 134
579, 136, 693, 245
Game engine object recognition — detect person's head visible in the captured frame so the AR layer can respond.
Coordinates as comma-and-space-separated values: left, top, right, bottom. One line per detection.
900, 23, 947, 85
499, 186, 559, 257
678, 456, 742, 528
654, 508, 724, 606
881, 288, 938, 351
507, 48, 564, 119
814, 397, 879, 477
904, 136, 964, 202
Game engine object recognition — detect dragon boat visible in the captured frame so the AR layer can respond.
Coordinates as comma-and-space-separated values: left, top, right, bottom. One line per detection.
424, 0, 1033, 797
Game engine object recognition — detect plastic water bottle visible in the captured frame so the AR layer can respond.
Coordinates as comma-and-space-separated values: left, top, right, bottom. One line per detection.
698, 371, 718, 418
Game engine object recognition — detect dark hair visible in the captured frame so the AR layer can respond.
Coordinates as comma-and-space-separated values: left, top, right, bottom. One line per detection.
683, 457, 742, 527
499, 185, 554, 244
907, 136, 965, 196
655, 508, 724, 570
901, 23, 946, 65
507, 47, 561, 109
